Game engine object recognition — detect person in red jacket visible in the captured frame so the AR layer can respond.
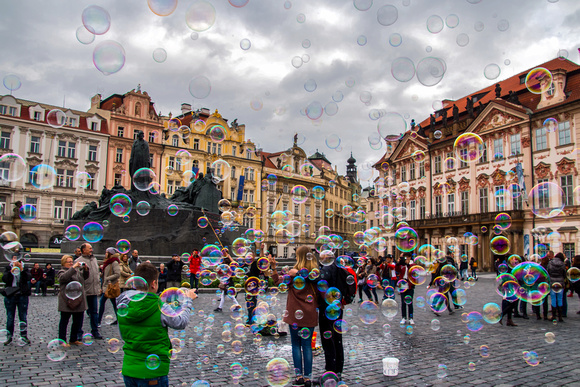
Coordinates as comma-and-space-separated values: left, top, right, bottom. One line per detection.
395, 254, 416, 325
189, 249, 201, 290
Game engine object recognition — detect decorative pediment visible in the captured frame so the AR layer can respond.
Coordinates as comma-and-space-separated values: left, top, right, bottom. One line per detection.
535, 162, 552, 180
113, 164, 126, 173
433, 183, 443, 196
85, 163, 99, 174
26, 155, 43, 166
490, 168, 507, 186
54, 158, 78, 169
468, 103, 528, 135
555, 158, 578, 178
479, 110, 518, 132
458, 177, 471, 192
477, 173, 490, 188
417, 186, 426, 198
57, 133, 79, 141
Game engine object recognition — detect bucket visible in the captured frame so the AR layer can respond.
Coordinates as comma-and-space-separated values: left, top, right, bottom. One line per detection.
382, 357, 399, 376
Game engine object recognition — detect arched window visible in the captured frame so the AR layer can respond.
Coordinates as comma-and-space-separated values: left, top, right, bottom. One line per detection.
172, 135, 179, 147
20, 233, 39, 248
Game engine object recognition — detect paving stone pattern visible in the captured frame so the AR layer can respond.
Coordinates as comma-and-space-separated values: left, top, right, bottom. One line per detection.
1, 273, 579, 386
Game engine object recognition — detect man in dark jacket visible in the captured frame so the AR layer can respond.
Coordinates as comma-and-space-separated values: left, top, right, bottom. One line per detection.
2, 260, 31, 345
128, 250, 141, 273
166, 254, 184, 288
29, 262, 43, 295
317, 260, 346, 380
40, 263, 56, 296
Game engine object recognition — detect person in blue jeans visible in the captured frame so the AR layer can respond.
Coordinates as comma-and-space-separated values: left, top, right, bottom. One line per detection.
547, 252, 567, 322
75, 243, 103, 340
3, 260, 31, 345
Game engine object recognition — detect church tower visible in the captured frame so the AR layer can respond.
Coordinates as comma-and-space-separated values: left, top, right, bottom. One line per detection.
346, 152, 357, 183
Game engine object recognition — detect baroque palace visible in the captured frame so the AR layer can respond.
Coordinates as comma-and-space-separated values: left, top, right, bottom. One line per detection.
366, 58, 580, 271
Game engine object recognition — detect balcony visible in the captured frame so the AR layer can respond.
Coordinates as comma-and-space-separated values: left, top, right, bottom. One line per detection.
406, 210, 526, 229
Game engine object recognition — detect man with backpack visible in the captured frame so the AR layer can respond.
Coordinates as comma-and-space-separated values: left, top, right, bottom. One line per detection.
317, 256, 357, 383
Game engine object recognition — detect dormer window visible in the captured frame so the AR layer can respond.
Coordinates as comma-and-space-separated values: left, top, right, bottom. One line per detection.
34, 111, 42, 121
86, 116, 101, 132
547, 82, 555, 96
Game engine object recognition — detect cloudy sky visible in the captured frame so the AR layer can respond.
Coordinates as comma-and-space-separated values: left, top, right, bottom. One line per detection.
1, 0, 578, 184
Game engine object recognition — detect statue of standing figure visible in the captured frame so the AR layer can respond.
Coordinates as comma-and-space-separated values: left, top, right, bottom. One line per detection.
129, 131, 151, 191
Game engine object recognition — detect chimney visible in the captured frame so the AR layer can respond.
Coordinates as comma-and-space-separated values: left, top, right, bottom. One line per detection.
181, 103, 192, 115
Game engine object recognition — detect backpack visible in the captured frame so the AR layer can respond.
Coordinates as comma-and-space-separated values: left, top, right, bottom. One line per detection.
320, 263, 357, 305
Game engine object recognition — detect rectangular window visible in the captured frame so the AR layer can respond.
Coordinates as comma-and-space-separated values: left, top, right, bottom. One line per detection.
401, 165, 406, 182
8, 107, 16, 116
435, 196, 442, 216
64, 201, 73, 219
493, 138, 503, 159
88, 145, 97, 161
246, 149, 252, 159
56, 169, 65, 187
510, 133, 521, 156
512, 186, 523, 210
172, 136, 179, 147
149, 154, 154, 167
495, 185, 505, 210
115, 148, 123, 163
446, 152, 455, 171
26, 197, 37, 206
561, 175, 573, 206
175, 158, 182, 171
243, 189, 248, 202
245, 168, 254, 181
268, 201, 274, 213
537, 178, 549, 208
420, 198, 426, 219
479, 187, 489, 213
480, 143, 488, 163
370, 202, 374, 212
249, 190, 254, 203
315, 206, 321, 218
232, 146, 237, 155
212, 143, 217, 154
461, 191, 469, 215
392, 167, 397, 184
305, 205, 311, 216
231, 167, 236, 179
447, 193, 455, 214
65, 170, 74, 188
117, 127, 124, 137
0, 161, 10, 180
193, 139, 199, 150
58, 141, 67, 157
409, 163, 416, 180
434, 155, 442, 174
67, 142, 76, 158
114, 173, 122, 186
0, 105, 5, 115
0, 132, 10, 149
217, 144, 222, 155
54, 200, 63, 219
563, 243, 575, 260
282, 202, 288, 211
30, 136, 40, 153
34, 111, 42, 121
148, 132, 155, 143
91, 122, 98, 131
419, 162, 425, 178
230, 187, 236, 200
28, 165, 38, 185
459, 149, 468, 168
86, 173, 95, 190
410, 200, 416, 220
559, 121, 571, 146
370, 220, 374, 228
207, 142, 211, 153
167, 180, 175, 195
536, 127, 547, 151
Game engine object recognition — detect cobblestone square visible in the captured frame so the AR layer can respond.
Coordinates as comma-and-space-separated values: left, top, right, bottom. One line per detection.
1, 273, 579, 386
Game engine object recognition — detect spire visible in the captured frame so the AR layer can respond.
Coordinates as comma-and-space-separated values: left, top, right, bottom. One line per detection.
346, 152, 357, 183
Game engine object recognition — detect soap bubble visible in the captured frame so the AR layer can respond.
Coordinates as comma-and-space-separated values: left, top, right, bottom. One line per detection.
186, 1, 216, 32
0, 154, 26, 182
266, 358, 291, 387
65, 225, 81, 241
426, 15, 444, 33
525, 68, 553, 94
354, 0, 373, 11
133, 168, 156, 191
47, 109, 66, 128
528, 182, 563, 218
3, 74, 21, 91
65, 281, 82, 300
482, 303, 501, 324
110, 193, 132, 217
82, 5, 111, 35
148, 0, 178, 16
93, 41, 126, 75
359, 301, 379, 324
107, 338, 121, 353
82, 222, 104, 243
152, 48, 167, 63
47, 339, 67, 361
484, 64, 501, 80
189, 76, 212, 99
126, 276, 149, 301
240, 38, 251, 50
31, 164, 57, 189
160, 288, 187, 317
416, 57, 446, 86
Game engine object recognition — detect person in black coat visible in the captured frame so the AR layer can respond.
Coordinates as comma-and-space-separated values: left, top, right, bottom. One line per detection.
2, 260, 32, 345
158, 263, 168, 294
165, 254, 185, 288
40, 263, 56, 296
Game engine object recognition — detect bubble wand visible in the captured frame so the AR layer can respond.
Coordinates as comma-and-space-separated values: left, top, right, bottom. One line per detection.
201, 209, 225, 250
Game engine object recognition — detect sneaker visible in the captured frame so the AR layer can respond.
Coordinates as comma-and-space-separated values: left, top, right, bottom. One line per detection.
455, 306, 464, 310
399, 318, 406, 325
93, 334, 104, 340
293, 377, 305, 386
214, 307, 222, 312
97, 323, 102, 328
20, 337, 30, 345
409, 319, 415, 325
70, 341, 83, 345
3, 336, 12, 346
304, 379, 312, 387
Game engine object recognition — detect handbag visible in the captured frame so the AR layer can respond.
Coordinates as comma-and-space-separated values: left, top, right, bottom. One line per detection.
0, 287, 21, 298
66, 296, 83, 310
105, 282, 121, 298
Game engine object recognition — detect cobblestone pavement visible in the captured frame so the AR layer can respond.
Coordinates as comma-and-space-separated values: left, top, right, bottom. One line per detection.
1, 273, 580, 387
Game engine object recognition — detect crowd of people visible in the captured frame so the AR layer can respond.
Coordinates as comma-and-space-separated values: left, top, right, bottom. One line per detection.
2, 246, 579, 386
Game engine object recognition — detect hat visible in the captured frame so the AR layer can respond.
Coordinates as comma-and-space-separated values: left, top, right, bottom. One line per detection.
386, 254, 393, 258
106, 247, 120, 255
